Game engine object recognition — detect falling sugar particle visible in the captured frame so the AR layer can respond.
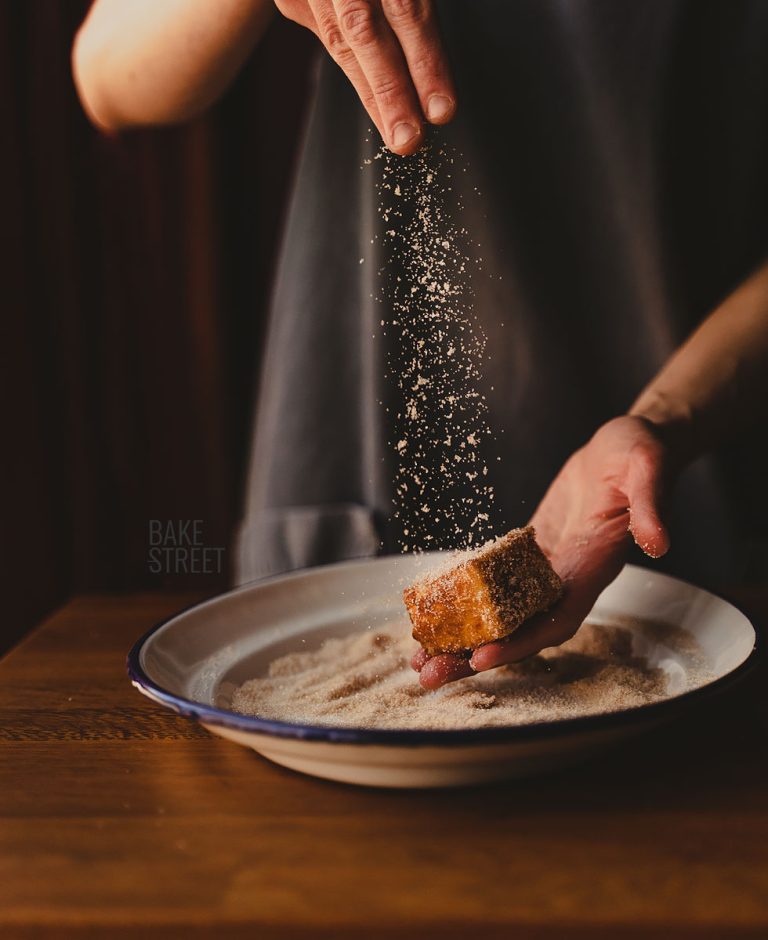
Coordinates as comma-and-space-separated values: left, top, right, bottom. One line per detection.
365, 142, 504, 553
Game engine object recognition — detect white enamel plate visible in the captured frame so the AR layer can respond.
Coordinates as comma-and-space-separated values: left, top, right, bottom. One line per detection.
128, 557, 758, 788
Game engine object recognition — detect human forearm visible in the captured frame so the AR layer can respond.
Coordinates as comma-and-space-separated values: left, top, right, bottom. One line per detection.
73, 0, 273, 131
630, 260, 768, 464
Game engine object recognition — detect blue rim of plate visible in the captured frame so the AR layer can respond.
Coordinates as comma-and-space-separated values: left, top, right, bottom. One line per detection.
127, 561, 762, 748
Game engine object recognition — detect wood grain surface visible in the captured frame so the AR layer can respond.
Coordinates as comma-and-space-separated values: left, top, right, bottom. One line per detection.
1, 590, 766, 939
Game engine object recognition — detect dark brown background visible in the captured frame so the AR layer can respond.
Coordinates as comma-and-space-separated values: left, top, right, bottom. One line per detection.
0, 0, 315, 652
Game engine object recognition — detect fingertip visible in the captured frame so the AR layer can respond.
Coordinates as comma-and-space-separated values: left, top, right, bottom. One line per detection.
411, 648, 429, 672
629, 514, 671, 559
470, 618, 560, 672
627, 443, 669, 558
469, 641, 525, 672
651, 528, 671, 558
469, 644, 503, 673
418, 665, 443, 690
388, 121, 424, 155
418, 654, 474, 690
640, 535, 671, 559
425, 93, 456, 125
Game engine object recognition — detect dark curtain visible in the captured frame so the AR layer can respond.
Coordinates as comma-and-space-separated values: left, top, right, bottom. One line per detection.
0, 0, 315, 652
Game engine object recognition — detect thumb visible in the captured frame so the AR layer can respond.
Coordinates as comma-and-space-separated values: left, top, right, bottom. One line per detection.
626, 447, 670, 559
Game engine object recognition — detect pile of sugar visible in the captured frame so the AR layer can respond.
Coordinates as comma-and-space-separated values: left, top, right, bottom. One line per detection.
231, 621, 710, 731
365, 142, 502, 553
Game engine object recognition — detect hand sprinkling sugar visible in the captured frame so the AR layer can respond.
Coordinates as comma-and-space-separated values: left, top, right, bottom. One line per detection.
275, 0, 456, 155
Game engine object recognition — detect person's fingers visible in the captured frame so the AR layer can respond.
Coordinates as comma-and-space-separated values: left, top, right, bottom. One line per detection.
330, 0, 424, 153
470, 619, 557, 672
626, 445, 670, 558
411, 647, 429, 671
418, 652, 474, 689
308, 0, 385, 137
381, 0, 456, 124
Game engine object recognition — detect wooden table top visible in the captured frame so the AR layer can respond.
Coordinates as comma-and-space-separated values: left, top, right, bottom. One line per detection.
1, 590, 767, 939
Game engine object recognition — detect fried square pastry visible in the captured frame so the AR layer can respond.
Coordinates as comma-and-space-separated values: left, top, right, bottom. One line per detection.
403, 526, 563, 655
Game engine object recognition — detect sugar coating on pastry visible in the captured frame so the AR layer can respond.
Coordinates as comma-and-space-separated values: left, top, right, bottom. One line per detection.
403, 526, 563, 655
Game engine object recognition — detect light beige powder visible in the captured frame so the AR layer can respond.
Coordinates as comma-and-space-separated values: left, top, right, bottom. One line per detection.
231, 620, 711, 731
366, 142, 501, 553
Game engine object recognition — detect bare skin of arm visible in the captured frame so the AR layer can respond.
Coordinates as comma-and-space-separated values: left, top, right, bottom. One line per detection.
73, 0, 456, 153
416, 260, 768, 689
72, 0, 275, 130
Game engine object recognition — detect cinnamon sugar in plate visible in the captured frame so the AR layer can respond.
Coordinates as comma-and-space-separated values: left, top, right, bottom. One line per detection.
231, 620, 712, 731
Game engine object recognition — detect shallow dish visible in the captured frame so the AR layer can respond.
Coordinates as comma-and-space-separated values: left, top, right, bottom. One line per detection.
128, 557, 757, 788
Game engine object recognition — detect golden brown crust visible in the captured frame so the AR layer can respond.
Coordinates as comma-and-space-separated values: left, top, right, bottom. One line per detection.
403, 527, 562, 655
